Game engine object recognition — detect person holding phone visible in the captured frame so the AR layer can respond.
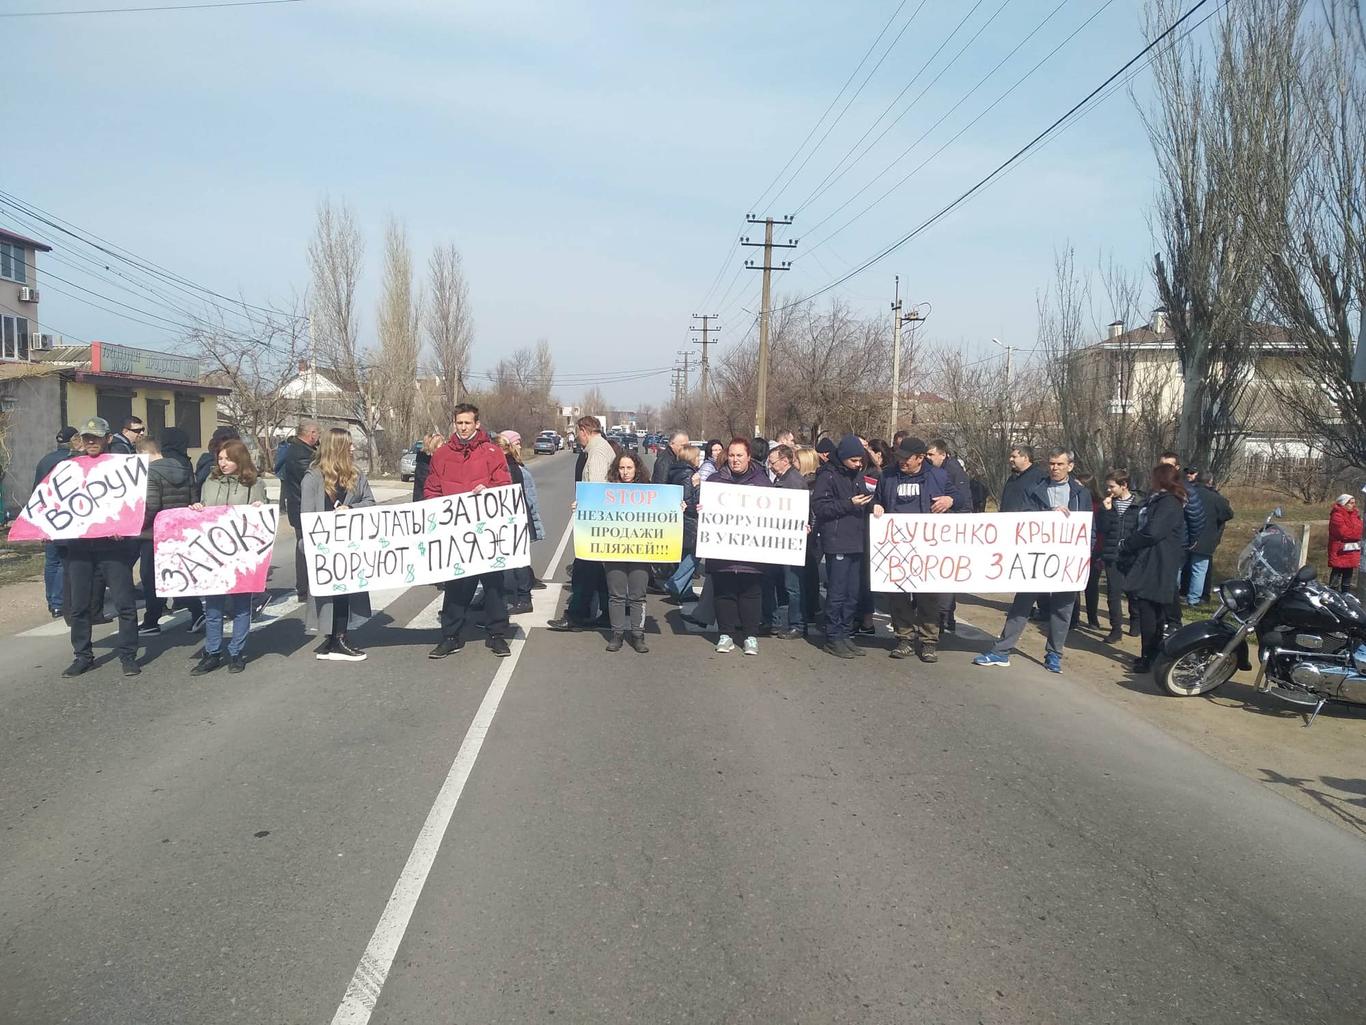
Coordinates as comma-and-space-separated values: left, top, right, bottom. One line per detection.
812, 435, 874, 659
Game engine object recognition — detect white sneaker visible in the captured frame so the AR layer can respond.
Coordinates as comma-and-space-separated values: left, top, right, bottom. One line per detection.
715, 634, 735, 653
742, 637, 759, 656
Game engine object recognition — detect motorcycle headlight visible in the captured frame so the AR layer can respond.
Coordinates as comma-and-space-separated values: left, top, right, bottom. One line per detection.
1219, 580, 1256, 614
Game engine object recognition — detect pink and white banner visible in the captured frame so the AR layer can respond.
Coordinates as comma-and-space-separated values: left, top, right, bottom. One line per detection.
869, 511, 1094, 593
8, 454, 149, 542
153, 505, 280, 597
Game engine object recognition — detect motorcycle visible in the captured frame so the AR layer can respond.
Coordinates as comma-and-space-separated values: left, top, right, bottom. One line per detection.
1153, 508, 1366, 724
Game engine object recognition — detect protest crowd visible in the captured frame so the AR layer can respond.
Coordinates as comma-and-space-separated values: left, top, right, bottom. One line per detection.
21, 407, 1256, 684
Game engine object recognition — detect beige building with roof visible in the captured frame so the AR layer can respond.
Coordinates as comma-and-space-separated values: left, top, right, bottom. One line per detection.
2, 342, 227, 518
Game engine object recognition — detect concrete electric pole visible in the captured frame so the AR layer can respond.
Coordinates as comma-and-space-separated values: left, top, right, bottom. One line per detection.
676, 350, 692, 397
991, 336, 1014, 443
888, 278, 924, 437
743, 215, 796, 438
691, 314, 718, 439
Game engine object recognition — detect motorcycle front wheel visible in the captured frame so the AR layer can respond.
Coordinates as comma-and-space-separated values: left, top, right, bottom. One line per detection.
1153, 644, 1238, 697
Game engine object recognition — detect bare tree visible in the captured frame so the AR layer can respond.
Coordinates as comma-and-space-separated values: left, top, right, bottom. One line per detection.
192, 297, 310, 468
580, 385, 608, 418
374, 217, 423, 472
307, 199, 376, 468
925, 346, 1050, 502
425, 242, 473, 416
1038, 246, 1103, 472
476, 340, 556, 440
1263, 2, 1366, 469
1142, 0, 1302, 479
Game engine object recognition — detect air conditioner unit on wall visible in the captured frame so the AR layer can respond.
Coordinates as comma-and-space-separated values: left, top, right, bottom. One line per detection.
17, 287, 38, 303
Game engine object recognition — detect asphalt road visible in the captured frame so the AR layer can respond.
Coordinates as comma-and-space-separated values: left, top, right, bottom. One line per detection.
2, 448, 1365, 1024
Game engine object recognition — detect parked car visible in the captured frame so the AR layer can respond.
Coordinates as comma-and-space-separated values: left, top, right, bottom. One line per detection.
537, 430, 563, 452
399, 441, 422, 482
533, 434, 558, 455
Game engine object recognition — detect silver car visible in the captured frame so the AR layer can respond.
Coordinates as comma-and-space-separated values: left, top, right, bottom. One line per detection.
399, 447, 419, 482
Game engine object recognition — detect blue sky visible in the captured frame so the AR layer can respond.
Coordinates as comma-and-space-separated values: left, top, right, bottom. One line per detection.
6, 0, 1170, 406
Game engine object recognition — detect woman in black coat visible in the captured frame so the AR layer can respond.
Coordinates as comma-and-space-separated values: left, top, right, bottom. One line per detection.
1119, 463, 1188, 673
707, 438, 772, 655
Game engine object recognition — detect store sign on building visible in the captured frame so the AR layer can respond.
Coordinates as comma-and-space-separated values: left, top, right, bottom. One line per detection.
91, 341, 200, 382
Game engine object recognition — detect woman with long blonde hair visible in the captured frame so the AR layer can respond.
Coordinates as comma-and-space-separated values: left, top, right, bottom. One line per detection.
302, 428, 377, 660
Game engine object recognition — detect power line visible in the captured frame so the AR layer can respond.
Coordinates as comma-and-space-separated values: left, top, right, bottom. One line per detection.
800, 0, 1116, 258
695, 0, 917, 312
0, 298, 89, 345
761, 0, 930, 215
772, 0, 1221, 315
0, 190, 306, 322
1, 0, 301, 17
746, 0, 914, 217
791, 0, 1002, 217
958, 1, 1228, 212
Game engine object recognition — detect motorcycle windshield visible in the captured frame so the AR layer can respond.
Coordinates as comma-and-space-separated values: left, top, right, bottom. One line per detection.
1237, 525, 1299, 591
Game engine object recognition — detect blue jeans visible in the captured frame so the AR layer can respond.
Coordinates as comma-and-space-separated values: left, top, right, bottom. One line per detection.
666, 554, 698, 599
761, 566, 785, 628
1185, 554, 1211, 605
783, 564, 805, 630
824, 552, 861, 639
204, 593, 252, 657
44, 542, 64, 612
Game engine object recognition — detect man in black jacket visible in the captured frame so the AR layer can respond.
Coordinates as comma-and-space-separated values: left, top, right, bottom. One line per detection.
108, 416, 144, 455
651, 429, 689, 484
1099, 469, 1143, 643
34, 426, 78, 618
765, 444, 806, 638
61, 417, 141, 679
135, 436, 203, 634
812, 435, 873, 658
926, 438, 969, 631
999, 445, 1047, 512
1184, 470, 1233, 606
974, 447, 1091, 674
873, 436, 953, 661
277, 421, 320, 601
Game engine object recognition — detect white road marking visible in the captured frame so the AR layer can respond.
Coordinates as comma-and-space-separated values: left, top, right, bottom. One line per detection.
329, 519, 575, 1025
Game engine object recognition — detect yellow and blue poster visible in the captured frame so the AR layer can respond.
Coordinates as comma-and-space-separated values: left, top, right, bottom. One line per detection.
573, 482, 684, 562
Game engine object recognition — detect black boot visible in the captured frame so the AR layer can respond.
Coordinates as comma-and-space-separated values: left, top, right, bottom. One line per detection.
627, 632, 649, 653
606, 632, 624, 652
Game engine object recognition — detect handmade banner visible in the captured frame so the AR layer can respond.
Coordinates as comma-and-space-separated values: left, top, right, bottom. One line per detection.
8, 454, 149, 542
300, 484, 531, 594
695, 480, 809, 567
869, 511, 1094, 593
574, 482, 683, 562
153, 505, 280, 597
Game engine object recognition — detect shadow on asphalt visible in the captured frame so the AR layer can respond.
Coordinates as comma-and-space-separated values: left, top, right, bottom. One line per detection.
1260, 768, 1366, 836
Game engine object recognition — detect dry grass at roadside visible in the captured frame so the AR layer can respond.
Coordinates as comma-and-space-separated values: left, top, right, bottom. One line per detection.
0, 543, 45, 587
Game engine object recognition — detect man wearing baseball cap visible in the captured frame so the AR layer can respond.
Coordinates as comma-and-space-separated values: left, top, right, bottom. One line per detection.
62, 417, 142, 678
872, 436, 954, 662
33, 426, 80, 618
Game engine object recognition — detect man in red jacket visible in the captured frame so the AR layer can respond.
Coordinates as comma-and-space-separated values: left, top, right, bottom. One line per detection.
424, 403, 514, 659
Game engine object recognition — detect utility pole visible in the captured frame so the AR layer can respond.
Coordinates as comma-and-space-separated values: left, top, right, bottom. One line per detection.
691, 313, 718, 439
307, 317, 319, 418
743, 215, 796, 438
676, 350, 692, 395
889, 278, 924, 437
991, 336, 1014, 443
